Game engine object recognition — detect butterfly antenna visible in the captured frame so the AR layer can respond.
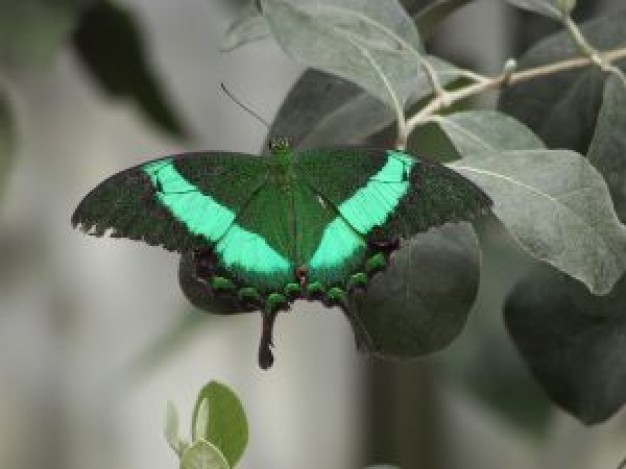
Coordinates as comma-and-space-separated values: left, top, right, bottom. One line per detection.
220, 83, 271, 130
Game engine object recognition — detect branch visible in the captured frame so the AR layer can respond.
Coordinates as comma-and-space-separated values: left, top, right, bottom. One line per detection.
402, 46, 626, 140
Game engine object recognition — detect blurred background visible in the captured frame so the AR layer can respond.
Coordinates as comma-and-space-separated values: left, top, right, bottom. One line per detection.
1, 0, 625, 468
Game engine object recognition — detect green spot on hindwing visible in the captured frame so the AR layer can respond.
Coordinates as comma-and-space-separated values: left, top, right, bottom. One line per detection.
366, 252, 387, 273
347, 272, 368, 291
307, 281, 325, 296
211, 276, 236, 292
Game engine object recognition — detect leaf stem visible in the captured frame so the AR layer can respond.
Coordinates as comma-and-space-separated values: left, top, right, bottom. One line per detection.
562, 15, 626, 84
404, 46, 626, 135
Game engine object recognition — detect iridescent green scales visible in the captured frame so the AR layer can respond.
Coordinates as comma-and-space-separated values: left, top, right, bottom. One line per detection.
72, 141, 492, 368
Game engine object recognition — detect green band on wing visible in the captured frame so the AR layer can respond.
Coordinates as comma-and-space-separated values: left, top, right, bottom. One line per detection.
215, 224, 291, 288
309, 216, 365, 279
338, 151, 415, 234
307, 151, 414, 283
143, 159, 291, 290
143, 159, 235, 241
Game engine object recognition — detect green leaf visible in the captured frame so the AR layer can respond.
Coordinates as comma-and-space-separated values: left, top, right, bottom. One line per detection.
192, 381, 248, 468
221, 1, 271, 51
413, 0, 473, 39
180, 440, 230, 469
502, 0, 570, 19
587, 76, 626, 221
0, 0, 92, 66
352, 222, 480, 357
505, 265, 626, 424
498, 10, 626, 153
436, 110, 546, 154
261, 0, 424, 109
72, 2, 188, 138
165, 401, 188, 456
449, 149, 626, 295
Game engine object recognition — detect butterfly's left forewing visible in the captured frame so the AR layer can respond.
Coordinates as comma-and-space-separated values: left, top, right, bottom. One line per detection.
72, 152, 268, 252
294, 147, 492, 247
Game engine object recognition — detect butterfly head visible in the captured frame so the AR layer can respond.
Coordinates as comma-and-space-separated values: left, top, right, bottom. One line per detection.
268, 137, 292, 158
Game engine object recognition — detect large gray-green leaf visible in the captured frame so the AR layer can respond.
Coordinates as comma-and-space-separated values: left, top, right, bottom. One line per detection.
261, 0, 424, 109
436, 110, 546, 154
299, 56, 461, 147
191, 381, 248, 469
450, 149, 626, 295
498, 10, 626, 153
0, 0, 93, 66
502, 0, 573, 19
352, 223, 480, 357
180, 440, 230, 469
587, 76, 626, 221
267, 57, 461, 150
505, 265, 626, 424
221, 1, 270, 51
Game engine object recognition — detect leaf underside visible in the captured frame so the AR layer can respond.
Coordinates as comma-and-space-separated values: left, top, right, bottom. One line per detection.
505, 266, 626, 424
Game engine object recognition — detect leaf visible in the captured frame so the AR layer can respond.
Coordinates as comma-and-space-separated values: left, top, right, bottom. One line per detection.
165, 401, 188, 456
436, 110, 546, 154
352, 222, 480, 357
502, 0, 572, 19
498, 10, 626, 153
0, 0, 92, 66
72, 1, 188, 138
413, 0, 473, 39
180, 440, 230, 469
505, 265, 626, 424
261, 0, 424, 109
587, 76, 626, 221
267, 57, 462, 149
221, 1, 271, 51
449, 149, 626, 295
191, 381, 248, 469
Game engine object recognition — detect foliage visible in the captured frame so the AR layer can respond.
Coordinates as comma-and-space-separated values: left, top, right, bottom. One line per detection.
221, 0, 626, 425
3, 1, 626, 464
165, 380, 401, 469
165, 381, 248, 469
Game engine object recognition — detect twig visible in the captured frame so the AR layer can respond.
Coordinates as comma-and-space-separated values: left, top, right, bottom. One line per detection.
403, 46, 626, 137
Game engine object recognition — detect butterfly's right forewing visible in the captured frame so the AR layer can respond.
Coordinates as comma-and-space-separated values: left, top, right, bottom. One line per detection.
71, 152, 268, 252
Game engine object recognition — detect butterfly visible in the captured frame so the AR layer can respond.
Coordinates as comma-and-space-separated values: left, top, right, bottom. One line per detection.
72, 138, 491, 368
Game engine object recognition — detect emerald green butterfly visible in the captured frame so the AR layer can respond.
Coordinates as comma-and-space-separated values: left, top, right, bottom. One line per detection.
72, 139, 491, 368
